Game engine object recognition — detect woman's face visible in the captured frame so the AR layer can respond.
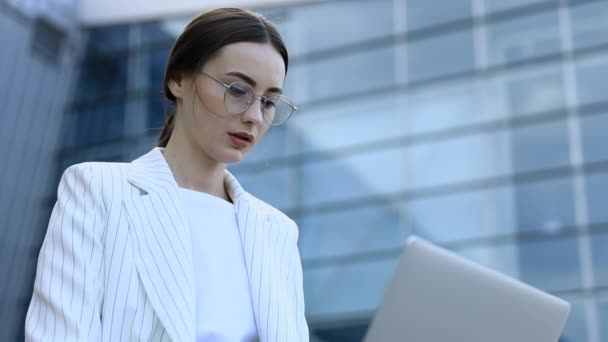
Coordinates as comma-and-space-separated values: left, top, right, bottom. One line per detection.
170, 42, 286, 164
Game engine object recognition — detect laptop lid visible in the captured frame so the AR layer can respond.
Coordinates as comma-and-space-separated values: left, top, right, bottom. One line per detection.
364, 236, 571, 342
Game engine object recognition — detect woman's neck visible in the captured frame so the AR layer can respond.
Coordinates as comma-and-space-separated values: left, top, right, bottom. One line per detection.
162, 127, 231, 203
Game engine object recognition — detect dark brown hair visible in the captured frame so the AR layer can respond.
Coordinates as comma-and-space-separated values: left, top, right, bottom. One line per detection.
157, 7, 289, 147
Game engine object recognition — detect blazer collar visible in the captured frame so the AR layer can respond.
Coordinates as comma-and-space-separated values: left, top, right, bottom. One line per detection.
127, 146, 249, 204
124, 146, 273, 341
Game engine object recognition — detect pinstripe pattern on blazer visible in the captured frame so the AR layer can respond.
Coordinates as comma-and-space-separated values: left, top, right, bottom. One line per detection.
25, 147, 309, 342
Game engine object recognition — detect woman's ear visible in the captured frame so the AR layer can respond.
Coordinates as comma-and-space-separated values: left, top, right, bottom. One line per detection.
167, 73, 186, 100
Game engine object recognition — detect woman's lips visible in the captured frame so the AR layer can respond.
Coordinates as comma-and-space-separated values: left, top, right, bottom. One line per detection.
228, 133, 252, 149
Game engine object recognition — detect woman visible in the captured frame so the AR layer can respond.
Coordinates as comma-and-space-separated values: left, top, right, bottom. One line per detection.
25, 8, 308, 342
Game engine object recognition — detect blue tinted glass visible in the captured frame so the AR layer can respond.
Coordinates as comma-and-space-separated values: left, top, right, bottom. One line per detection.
408, 29, 474, 83
404, 120, 570, 189
307, 45, 396, 101
484, 0, 557, 14
403, 77, 484, 135
409, 177, 575, 243
244, 125, 291, 163
585, 172, 608, 224
141, 20, 184, 46
600, 298, 608, 341
288, 0, 394, 54
299, 204, 402, 260
300, 147, 403, 206
148, 47, 171, 95
576, 54, 608, 106
560, 300, 588, 342
72, 55, 128, 104
570, 1, 608, 51
407, 0, 472, 31
493, 63, 565, 117
511, 119, 569, 173
68, 99, 125, 147
293, 92, 403, 153
147, 90, 170, 134
229, 165, 294, 211
457, 236, 581, 292
591, 233, 608, 286
485, 9, 561, 67
581, 113, 608, 163
303, 257, 399, 317
85, 25, 130, 55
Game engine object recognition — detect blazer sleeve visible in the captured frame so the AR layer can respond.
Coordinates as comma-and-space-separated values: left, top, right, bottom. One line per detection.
25, 163, 106, 342
290, 221, 310, 342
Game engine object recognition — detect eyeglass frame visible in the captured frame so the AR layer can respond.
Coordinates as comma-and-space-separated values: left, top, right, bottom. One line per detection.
198, 71, 297, 126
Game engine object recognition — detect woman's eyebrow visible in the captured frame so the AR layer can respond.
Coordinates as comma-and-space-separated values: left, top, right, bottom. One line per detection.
225, 71, 283, 94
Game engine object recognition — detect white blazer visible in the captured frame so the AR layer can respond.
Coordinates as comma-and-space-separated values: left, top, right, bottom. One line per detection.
25, 147, 309, 342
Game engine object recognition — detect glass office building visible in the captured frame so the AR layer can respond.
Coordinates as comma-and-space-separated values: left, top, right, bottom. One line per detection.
33, 0, 608, 341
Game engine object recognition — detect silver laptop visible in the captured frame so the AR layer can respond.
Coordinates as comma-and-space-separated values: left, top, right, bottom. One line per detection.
364, 236, 571, 342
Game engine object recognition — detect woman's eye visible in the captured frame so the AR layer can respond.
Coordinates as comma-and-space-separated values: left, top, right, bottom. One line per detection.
264, 100, 276, 108
229, 86, 248, 97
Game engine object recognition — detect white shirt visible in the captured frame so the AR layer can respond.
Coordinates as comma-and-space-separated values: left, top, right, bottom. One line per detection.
179, 187, 258, 342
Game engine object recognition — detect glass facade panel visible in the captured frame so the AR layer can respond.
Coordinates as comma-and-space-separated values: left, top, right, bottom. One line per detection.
575, 54, 608, 106
230, 166, 294, 211
586, 172, 608, 225
300, 148, 403, 206
591, 232, 608, 286
299, 204, 402, 260
569, 1, 608, 51
408, 177, 575, 243
485, 9, 561, 67
304, 257, 399, 317
293, 92, 403, 153
581, 113, 608, 163
73, 55, 128, 104
85, 25, 130, 55
484, 0, 557, 14
407, 28, 475, 83
406, 0, 472, 31
456, 235, 581, 292
287, 0, 394, 54
403, 119, 569, 189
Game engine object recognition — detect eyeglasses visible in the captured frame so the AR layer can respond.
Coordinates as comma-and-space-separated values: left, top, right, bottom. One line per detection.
200, 72, 297, 126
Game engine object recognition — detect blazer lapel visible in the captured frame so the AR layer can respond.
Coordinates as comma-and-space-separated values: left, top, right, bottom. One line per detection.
226, 171, 295, 342
122, 147, 195, 342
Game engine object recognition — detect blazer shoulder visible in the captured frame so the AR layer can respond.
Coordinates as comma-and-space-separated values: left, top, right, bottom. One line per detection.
246, 193, 299, 237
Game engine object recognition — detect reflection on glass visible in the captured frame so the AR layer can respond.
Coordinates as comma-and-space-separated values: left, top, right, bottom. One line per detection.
229, 166, 294, 211
303, 257, 399, 317
85, 25, 130, 55
293, 92, 403, 153
243, 124, 291, 163
407, 0, 472, 31
510, 119, 569, 172
300, 147, 403, 206
73, 56, 128, 104
299, 204, 402, 260
457, 236, 581, 292
484, 0, 557, 14
485, 9, 561, 67
404, 120, 570, 189
483, 62, 565, 118
575, 54, 608, 106
560, 299, 589, 342
570, 1, 608, 51
408, 177, 575, 243
599, 297, 608, 341
68, 100, 125, 147
308, 45, 396, 100
585, 172, 608, 225
407, 29, 474, 83
404, 77, 484, 135
591, 233, 608, 286
581, 113, 608, 163
288, 0, 394, 55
